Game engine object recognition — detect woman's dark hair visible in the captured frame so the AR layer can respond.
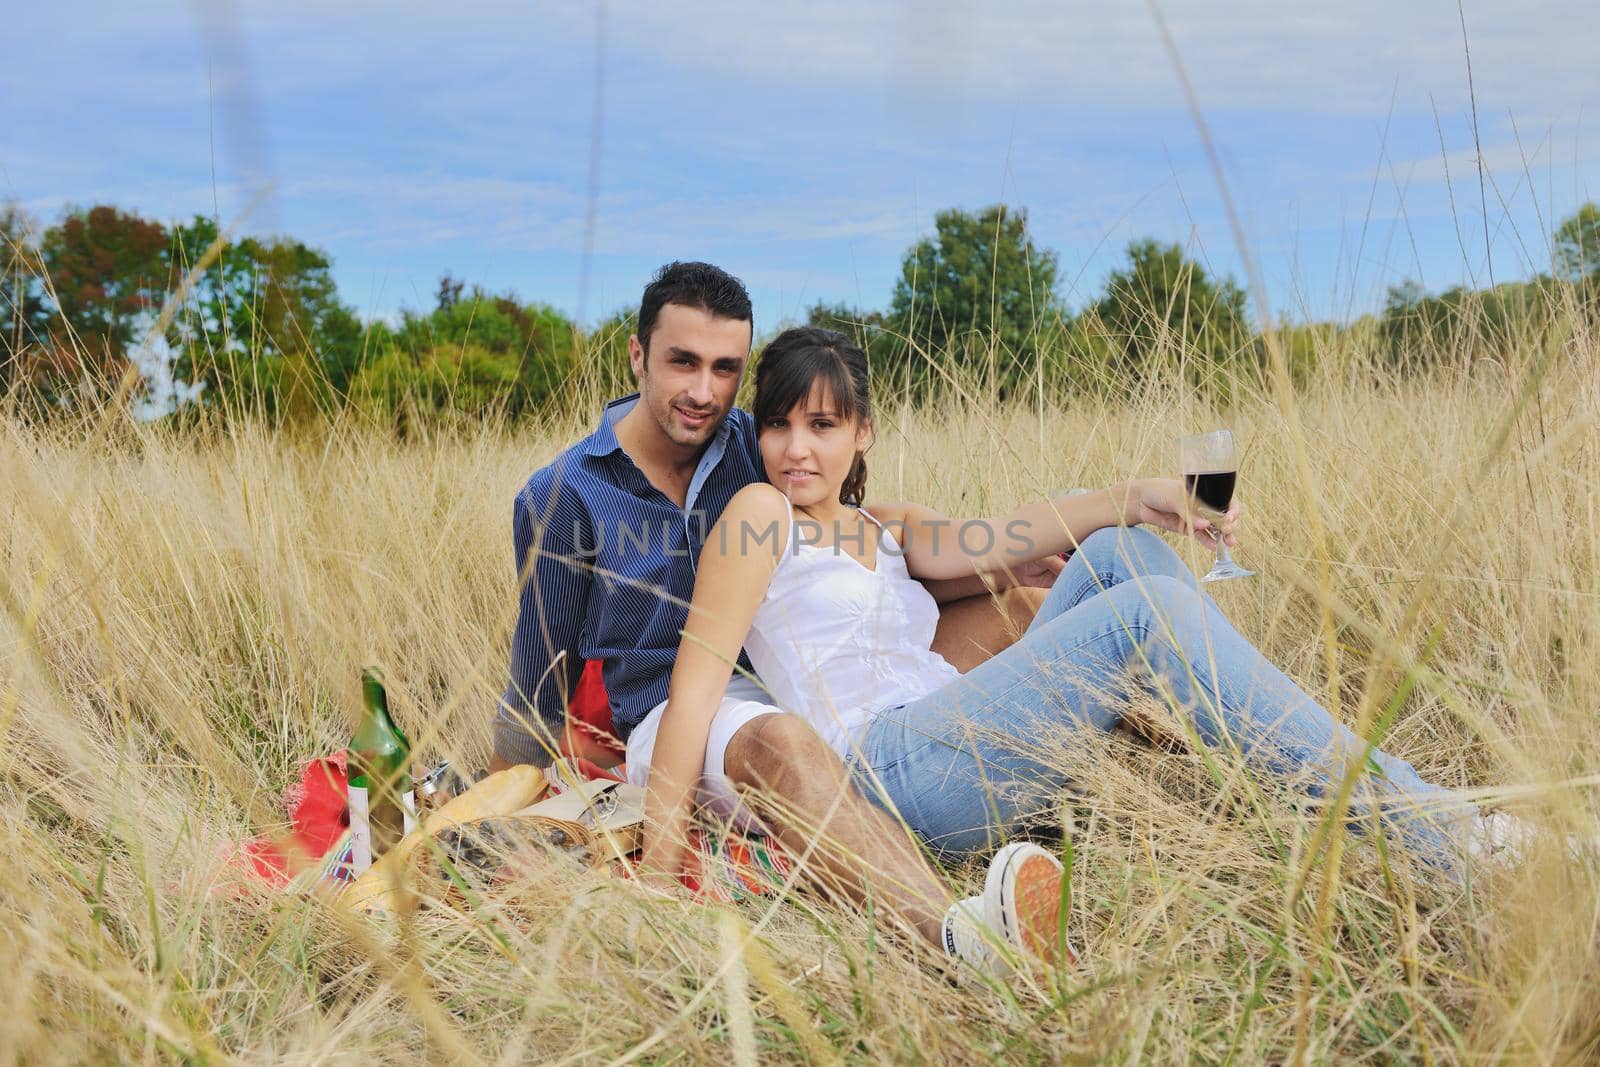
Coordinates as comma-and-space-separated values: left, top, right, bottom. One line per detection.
637, 261, 753, 358
754, 326, 872, 506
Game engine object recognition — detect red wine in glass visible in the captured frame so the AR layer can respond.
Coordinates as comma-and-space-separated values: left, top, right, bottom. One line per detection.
1177, 431, 1253, 582
1184, 470, 1237, 513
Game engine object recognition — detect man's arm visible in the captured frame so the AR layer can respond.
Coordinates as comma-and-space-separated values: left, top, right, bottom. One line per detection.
492, 470, 592, 769
919, 571, 1002, 605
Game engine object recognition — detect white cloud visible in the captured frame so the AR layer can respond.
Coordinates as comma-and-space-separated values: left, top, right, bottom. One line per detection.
5, 0, 1595, 323
600, 0, 1597, 122
22, 1, 1591, 125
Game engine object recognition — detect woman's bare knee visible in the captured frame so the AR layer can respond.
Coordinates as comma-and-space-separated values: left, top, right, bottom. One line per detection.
722, 712, 841, 798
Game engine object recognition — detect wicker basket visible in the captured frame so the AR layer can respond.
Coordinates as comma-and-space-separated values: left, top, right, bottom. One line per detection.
427, 812, 609, 893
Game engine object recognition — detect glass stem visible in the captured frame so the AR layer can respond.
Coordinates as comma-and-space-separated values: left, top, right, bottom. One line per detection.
1214, 533, 1236, 566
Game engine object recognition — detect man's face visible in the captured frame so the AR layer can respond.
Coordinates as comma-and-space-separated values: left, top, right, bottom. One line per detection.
628, 303, 751, 453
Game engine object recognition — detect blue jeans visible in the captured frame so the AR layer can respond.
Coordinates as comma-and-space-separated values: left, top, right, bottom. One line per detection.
850, 526, 1476, 871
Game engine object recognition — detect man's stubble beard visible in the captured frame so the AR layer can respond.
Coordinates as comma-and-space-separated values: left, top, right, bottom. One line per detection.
642, 377, 723, 452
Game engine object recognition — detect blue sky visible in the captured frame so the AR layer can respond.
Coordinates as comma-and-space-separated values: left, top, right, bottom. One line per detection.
4, 1, 1596, 332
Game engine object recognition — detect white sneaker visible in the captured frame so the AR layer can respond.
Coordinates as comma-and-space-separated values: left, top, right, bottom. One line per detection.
1469, 811, 1596, 867
942, 897, 1006, 976
1468, 811, 1538, 865
941, 842, 1077, 978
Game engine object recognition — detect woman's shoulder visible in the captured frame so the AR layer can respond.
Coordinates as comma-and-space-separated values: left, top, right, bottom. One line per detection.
862, 500, 961, 552
858, 500, 917, 544
726, 481, 790, 517
859, 500, 938, 522
715, 483, 793, 556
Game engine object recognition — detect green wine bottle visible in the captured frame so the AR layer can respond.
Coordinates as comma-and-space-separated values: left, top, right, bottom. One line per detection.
348, 668, 415, 875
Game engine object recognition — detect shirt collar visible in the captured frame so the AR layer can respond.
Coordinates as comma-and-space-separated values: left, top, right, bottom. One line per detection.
580, 393, 637, 458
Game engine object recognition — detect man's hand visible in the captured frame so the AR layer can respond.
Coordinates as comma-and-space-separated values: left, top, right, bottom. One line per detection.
1007, 553, 1066, 588
1113, 478, 1243, 548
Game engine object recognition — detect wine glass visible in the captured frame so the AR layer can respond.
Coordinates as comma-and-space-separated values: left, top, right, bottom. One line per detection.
1177, 429, 1253, 582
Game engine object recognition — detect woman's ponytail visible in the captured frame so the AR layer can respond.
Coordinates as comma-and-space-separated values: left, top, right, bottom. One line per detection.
841, 452, 868, 507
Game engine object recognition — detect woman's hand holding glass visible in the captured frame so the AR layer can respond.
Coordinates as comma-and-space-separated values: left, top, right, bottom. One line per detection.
1177, 429, 1253, 582
1111, 477, 1243, 551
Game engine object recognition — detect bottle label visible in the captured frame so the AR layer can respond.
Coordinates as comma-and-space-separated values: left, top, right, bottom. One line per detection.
401, 788, 419, 835
348, 784, 372, 875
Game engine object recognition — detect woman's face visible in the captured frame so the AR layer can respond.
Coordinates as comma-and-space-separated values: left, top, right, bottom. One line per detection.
758, 382, 871, 509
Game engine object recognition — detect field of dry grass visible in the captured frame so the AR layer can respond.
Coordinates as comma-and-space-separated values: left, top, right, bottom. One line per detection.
2, 321, 1598, 1063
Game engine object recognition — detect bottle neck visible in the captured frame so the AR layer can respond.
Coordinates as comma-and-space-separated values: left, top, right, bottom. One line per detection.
361, 674, 397, 730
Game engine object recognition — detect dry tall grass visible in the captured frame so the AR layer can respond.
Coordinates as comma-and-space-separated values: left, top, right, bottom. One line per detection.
2, 318, 1598, 1064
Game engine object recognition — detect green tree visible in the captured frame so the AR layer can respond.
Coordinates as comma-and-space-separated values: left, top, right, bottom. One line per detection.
1553, 202, 1600, 282
166, 216, 367, 416
805, 301, 892, 345
1086, 238, 1252, 377
350, 341, 523, 433
888, 205, 1062, 387
1379, 275, 1565, 371
582, 307, 641, 400
1, 204, 47, 397
802, 301, 908, 392
414, 287, 580, 408
1378, 279, 1442, 368
363, 282, 583, 424
38, 205, 170, 387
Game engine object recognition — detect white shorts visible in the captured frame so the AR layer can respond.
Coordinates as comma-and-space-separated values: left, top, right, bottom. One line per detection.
624, 674, 783, 828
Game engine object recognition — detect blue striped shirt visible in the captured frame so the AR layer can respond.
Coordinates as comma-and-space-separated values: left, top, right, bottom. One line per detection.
494, 394, 763, 765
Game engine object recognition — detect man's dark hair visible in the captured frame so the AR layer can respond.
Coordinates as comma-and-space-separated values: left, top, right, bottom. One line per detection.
636, 261, 753, 357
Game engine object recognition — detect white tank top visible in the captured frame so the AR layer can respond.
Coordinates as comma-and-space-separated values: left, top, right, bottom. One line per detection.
742, 501, 963, 757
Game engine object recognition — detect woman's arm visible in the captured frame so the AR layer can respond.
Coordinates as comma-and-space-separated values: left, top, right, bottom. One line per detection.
638, 483, 790, 885
885, 480, 1240, 582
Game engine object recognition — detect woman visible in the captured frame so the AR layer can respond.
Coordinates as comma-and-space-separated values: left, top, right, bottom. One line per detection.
636, 326, 1487, 975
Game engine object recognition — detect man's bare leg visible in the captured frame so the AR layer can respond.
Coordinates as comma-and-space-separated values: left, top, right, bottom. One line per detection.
932, 587, 1047, 673
721, 713, 954, 947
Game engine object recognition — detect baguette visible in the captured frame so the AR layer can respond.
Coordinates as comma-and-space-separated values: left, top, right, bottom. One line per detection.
344, 764, 547, 913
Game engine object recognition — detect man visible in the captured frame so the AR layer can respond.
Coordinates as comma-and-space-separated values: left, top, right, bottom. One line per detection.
491, 261, 1066, 976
